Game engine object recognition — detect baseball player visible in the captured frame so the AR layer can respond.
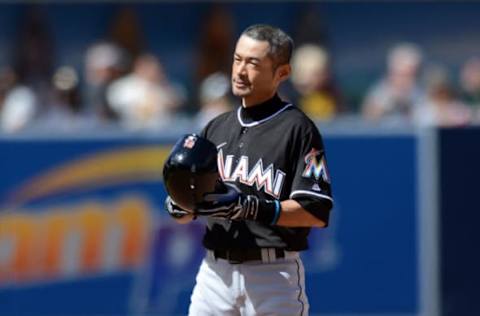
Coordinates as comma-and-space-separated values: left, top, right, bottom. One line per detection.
166, 24, 333, 315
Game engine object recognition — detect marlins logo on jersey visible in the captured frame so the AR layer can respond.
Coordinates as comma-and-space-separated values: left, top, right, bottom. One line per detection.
217, 149, 285, 198
302, 148, 330, 183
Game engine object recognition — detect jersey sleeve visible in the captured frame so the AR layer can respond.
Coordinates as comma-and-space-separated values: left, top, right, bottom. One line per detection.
290, 123, 333, 206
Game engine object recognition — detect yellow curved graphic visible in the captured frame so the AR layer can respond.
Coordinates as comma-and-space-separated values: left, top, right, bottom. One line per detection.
6, 145, 172, 207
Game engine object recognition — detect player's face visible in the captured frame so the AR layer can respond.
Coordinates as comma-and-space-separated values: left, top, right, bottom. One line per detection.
232, 35, 290, 107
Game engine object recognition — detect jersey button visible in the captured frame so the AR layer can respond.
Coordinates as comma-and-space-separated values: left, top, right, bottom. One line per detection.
239, 142, 244, 148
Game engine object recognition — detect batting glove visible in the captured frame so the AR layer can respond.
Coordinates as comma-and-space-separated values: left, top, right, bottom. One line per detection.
165, 196, 192, 219
195, 184, 281, 225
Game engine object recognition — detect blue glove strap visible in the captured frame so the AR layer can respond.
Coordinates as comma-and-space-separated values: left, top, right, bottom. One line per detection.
270, 200, 281, 225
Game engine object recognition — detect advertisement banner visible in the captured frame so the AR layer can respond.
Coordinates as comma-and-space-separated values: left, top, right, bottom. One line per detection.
0, 134, 418, 315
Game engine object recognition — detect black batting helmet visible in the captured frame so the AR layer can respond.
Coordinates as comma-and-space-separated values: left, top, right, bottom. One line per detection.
162, 134, 219, 211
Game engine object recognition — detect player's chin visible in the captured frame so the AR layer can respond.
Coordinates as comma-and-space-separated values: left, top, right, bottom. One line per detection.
232, 86, 251, 97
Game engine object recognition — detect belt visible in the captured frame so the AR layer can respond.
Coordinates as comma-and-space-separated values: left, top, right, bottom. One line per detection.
209, 248, 287, 264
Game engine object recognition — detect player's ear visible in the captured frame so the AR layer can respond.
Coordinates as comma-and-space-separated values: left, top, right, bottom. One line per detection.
276, 64, 291, 82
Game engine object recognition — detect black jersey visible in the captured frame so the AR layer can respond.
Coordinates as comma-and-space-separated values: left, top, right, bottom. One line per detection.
200, 94, 333, 251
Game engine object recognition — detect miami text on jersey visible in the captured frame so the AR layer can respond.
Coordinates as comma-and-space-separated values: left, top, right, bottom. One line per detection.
217, 149, 285, 198
302, 148, 330, 183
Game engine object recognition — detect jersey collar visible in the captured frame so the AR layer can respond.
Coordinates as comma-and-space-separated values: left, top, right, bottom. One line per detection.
237, 94, 292, 127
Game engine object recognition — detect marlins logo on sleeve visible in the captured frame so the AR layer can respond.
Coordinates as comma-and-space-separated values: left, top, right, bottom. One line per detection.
302, 148, 330, 184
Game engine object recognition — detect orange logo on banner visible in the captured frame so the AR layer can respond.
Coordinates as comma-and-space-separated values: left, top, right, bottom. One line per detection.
0, 197, 151, 284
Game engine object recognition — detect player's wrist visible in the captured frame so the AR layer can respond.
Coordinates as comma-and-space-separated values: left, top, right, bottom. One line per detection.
241, 195, 281, 225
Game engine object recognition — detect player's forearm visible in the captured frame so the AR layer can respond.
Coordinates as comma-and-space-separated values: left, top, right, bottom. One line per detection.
276, 199, 327, 228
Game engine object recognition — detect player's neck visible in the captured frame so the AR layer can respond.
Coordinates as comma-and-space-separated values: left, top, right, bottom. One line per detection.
242, 91, 277, 108
239, 94, 286, 124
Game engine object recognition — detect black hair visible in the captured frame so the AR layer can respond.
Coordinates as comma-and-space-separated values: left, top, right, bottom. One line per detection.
241, 24, 294, 69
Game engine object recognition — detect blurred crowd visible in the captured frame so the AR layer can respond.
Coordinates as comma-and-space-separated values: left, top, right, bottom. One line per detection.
361, 43, 479, 127
1, 6, 480, 134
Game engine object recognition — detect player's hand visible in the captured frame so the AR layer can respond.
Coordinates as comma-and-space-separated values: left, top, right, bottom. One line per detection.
165, 196, 192, 219
195, 183, 264, 221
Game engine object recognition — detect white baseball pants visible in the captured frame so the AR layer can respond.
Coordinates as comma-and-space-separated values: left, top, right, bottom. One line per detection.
188, 250, 309, 316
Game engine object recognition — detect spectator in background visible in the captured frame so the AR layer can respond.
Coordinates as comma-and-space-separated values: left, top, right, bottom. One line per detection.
195, 5, 235, 83
460, 57, 480, 123
109, 6, 145, 60
414, 65, 471, 127
0, 71, 37, 133
193, 5, 235, 113
106, 54, 185, 131
290, 44, 342, 120
13, 7, 54, 104
194, 72, 233, 128
0, 67, 17, 107
33, 66, 94, 131
1, 65, 101, 133
84, 41, 129, 121
51, 67, 81, 114
362, 43, 424, 123
292, 4, 329, 48
1, 7, 54, 133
